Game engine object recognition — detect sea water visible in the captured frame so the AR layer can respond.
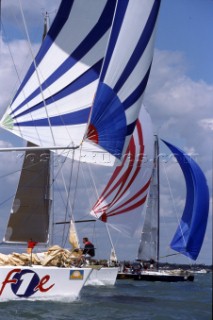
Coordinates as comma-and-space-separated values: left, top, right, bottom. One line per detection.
0, 273, 212, 320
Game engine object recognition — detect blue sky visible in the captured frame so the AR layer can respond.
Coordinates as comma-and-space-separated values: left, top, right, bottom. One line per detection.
0, 0, 212, 265
156, 0, 213, 83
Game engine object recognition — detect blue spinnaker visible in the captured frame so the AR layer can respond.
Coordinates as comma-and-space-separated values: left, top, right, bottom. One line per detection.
162, 140, 209, 260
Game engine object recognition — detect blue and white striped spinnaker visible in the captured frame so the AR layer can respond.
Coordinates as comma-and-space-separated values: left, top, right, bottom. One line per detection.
1, 0, 161, 163
86, 0, 161, 159
0, 0, 116, 154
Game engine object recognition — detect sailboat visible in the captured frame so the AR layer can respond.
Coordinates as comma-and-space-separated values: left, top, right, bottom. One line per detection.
0, 0, 161, 299
116, 136, 209, 282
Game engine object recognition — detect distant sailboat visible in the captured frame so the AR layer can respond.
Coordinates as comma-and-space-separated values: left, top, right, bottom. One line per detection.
137, 135, 160, 266
0, 0, 161, 299
132, 137, 209, 282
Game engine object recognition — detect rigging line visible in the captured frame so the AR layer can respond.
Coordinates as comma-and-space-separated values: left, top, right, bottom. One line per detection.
48, 151, 72, 246
58, 152, 78, 248
0, 167, 22, 180
51, 149, 74, 182
18, 0, 56, 146
160, 253, 181, 259
162, 161, 187, 248
14, 9, 39, 142
0, 158, 47, 206
52, 178, 71, 244
87, 161, 100, 209
68, 144, 92, 223
63, 149, 84, 248
105, 223, 117, 261
55, 219, 96, 225
48, 152, 54, 247
84, 159, 118, 258
60, 173, 71, 248
68, 146, 83, 221
0, 193, 15, 207
69, 145, 101, 242
0, 22, 30, 107
77, 162, 95, 221
62, 163, 74, 247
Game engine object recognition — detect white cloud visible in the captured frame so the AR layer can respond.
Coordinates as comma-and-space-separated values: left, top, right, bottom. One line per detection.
199, 118, 213, 131
146, 50, 213, 119
144, 49, 212, 170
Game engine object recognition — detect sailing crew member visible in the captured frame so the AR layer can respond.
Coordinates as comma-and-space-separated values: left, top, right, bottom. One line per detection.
82, 237, 95, 259
76, 237, 95, 266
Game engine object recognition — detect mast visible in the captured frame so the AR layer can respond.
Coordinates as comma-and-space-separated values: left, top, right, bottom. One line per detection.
42, 11, 49, 41
155, 135, 160, 267
41, 10, 54, 247
137, 135, 160, 268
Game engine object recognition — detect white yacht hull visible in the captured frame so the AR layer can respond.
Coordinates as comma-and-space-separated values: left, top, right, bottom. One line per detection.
85, 267, 118, 286
0, 265, 92, 300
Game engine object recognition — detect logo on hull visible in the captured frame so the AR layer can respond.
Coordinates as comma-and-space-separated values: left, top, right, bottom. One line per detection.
0, 269, 55, 298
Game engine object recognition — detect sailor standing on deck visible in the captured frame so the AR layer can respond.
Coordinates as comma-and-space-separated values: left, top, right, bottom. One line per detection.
82, 237, 95, 264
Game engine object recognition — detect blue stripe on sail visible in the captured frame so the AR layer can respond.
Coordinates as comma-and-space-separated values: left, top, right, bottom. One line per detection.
162, 140, 209, 261
123, 66, 151, 111
88, 83, 126, 157
114, 0, 161, 93
12, 0, 74, 103
13, 107, 90, 127
48, 0, 74, 41
87, 0, 161, 159
11, 59, 103, 120
100, 0, 129, 81
70, 0, 116, 63
126, 121, 137, 136
11, 0, 116, 116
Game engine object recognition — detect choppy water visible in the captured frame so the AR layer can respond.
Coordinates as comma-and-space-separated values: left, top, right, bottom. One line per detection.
0, 273, 212, 320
